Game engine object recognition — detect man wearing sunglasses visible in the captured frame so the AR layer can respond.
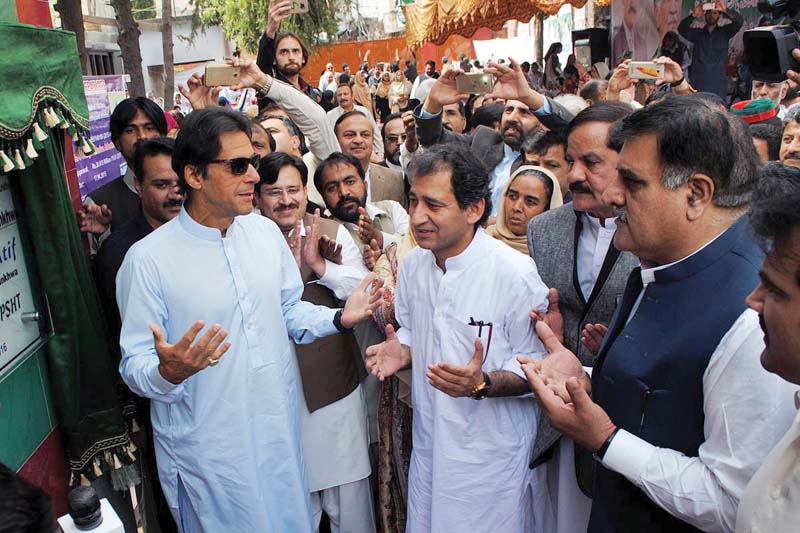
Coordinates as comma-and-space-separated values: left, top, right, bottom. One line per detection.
116, 107, 383, 531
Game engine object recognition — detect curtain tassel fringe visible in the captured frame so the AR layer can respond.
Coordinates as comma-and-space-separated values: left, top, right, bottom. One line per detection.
13, 149, 25, 170
25, 139, 38, 159
32, 122, 48, 142
0, 150, 14, 173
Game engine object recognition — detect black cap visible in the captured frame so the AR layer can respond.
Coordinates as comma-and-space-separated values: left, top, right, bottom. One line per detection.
67, 486, 103, 530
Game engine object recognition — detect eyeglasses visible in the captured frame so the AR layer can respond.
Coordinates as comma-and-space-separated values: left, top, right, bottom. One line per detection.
262, 186, 303, 198
206, 154, 260, 175
469, 317, 493, 364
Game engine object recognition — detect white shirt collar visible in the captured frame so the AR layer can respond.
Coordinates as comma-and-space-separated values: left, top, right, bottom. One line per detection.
584, 213, 617, 232
123, 166, 139, 195
640, 226, 729, 285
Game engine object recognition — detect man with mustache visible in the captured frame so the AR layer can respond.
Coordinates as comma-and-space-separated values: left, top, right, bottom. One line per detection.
780, 105, 800, 168
255, 152, 376, 533
524, 96, 795, 532
314, 151, 409, 456
327, 83, 384, 160
93, 137, 184, 532
334, 111, 407, 209
525, 103, 639, 533
414, 59, 574, 216
735, 162, 800, 532
381, 112, 406, 174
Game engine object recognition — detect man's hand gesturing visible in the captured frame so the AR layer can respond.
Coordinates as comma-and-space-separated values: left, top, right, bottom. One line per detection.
151, 321, 231, 384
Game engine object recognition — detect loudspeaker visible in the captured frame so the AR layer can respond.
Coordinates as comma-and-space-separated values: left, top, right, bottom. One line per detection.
572, 28, 610, 70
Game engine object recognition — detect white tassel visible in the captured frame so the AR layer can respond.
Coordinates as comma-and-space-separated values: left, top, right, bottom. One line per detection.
13, 149, 24, 170
0, 150, 13, 173
131, 419, 141, 433
44, 107, 58, 128
80, 473, 90, 486
32, 122, 48, 141
80, 136, 92, 155
71, 131, 79, 142
92, 457, 103, 477
59, 117, 70, 129
25, 139, 38, 159
126, 445, 136, 461
113, 453, 122, 470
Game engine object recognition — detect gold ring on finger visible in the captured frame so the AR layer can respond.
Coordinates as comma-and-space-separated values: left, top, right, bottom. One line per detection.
208, 357, 220, 367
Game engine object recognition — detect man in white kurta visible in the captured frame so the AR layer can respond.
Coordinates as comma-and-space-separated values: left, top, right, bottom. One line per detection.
117, 106, 378, 532
366, 143, 552, 533
395, 228, 550, 532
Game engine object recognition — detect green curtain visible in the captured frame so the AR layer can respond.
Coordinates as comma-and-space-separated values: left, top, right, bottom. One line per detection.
0, 22, 132, 484
16, 125, 131, 481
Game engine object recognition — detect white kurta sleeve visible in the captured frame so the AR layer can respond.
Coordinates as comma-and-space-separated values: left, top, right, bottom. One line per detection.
499, 265, 549, 377
267, 78, 340, 161
277, 226, 339, 344
318, 225, 370, 300
601, 310, 797, 533
393, 252, 413, 348
117, 249, 186, 403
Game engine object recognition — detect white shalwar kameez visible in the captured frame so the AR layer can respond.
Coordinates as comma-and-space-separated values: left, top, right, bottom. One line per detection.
393, 228, 551, 533
117, 209, 340, 532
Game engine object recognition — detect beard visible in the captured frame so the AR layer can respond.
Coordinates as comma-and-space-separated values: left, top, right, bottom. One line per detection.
276, 62, 302, 77
386, 149, 401, 166
502, 122, 525, 151
332, 195, 365, 223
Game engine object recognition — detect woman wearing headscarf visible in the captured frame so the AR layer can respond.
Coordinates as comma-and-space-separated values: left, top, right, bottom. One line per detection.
374, 71, 393, 123
353, 71, 377, 120
389, 70, 413, 114
487, 165, 564, 254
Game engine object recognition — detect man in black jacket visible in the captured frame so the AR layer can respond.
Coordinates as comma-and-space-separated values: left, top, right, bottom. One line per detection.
255, 0, 320, 107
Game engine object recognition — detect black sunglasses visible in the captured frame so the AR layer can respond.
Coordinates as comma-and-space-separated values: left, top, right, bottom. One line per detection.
206, 154, 260, 175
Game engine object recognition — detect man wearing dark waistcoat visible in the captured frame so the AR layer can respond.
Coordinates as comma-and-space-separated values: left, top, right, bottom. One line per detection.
523, 95, 796, 532
255, 152, 375, 532
526, 103, 639, 532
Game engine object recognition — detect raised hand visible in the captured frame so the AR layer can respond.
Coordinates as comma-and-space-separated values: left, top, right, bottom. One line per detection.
320, 235, 343, 265
653, 56, 683, 84
607, 59, 636, 100
357, 207, 383, 249
581, 323, 608, 356
518, 320, 587, 403
151, 321, 231, 384
227, 57, 270, 91
288, 218, 302, 269
427, 339, 484, 397
303, 209, 326, 277
78, 203, 112, 235
692, 2, 704, 17
424, 69, 469, 114
266, 0, 293, 38
401, 109, 418, 152
526, 373, 616, 452
483, 59, 537, 104
531, 288, 564, 344
366, 324, 411, 380
341, 273, 384, 328
178, 73, 221, 111
362, 238, 381, 270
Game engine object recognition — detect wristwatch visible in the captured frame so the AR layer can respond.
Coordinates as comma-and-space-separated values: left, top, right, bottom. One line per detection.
469, 372, 492, 400
333, 309, 352, 334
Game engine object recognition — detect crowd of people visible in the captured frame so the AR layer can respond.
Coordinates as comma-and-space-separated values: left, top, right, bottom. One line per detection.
66, 1, 800, 532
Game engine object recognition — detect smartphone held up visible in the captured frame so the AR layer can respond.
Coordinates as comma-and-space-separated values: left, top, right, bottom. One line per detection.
204, 64, 240, 87
455, 73, 494, 95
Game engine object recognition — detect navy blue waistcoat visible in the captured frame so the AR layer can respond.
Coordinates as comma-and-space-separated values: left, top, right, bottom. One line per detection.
588, 217, 763, 532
